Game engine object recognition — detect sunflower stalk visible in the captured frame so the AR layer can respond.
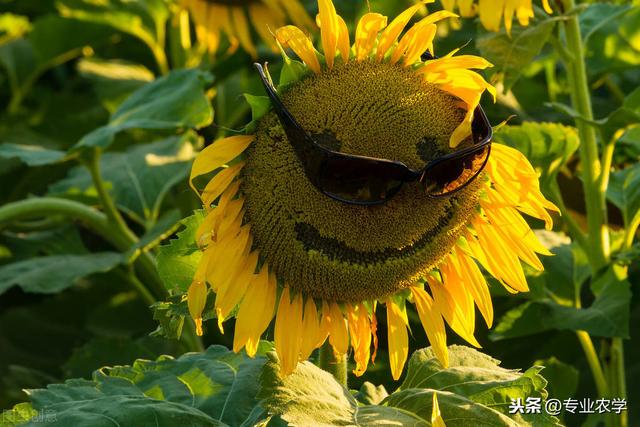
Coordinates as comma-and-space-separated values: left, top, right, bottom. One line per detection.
558, 1, 626, 425
318, 341, 348, 387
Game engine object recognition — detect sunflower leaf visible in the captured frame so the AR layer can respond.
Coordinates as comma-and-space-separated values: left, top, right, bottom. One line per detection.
0, 252, 122, 296
51, 133, 197, 225
3, 346, 267, 426
491, 266, 631, 340
156, 211, 204, 293
607, 162, 640, 227
258, 345, 558, 426
477, 16, 556, 91
70, 69, 213, 153
56, 0, 169, 56
492, 122, 579, 194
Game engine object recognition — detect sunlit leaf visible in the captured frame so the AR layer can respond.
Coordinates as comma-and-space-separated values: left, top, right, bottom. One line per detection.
70, 69, 213, 153
52, 133, 197, 224
493, 122, 579, 192
0, 143, 66, 166
0, 252, 122, 295
77, 57, 155, 113
477, 16, 556, 90
491, 266, 631, 340
156, 211, 203, 293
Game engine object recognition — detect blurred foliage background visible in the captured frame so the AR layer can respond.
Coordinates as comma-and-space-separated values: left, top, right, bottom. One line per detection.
0, 0, 638, 426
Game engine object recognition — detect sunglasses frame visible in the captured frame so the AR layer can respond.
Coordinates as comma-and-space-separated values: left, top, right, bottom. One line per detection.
254, 60, 493, 206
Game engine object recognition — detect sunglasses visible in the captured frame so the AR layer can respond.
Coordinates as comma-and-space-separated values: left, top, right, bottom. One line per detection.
254, 61, 492, 206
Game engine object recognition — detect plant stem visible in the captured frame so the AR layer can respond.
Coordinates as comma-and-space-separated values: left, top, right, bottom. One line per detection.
318, 341, 348, 387
576, 331, 609, 398
561, 0, 608, 270
0, 198, 122, 246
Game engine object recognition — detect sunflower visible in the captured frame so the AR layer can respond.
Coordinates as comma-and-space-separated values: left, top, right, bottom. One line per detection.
441, 0, 553, 34
181, 0, 314, 57
187, 0, 558, 380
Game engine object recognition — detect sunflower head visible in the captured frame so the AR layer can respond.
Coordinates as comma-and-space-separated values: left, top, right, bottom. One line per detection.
188, 0, 558, 381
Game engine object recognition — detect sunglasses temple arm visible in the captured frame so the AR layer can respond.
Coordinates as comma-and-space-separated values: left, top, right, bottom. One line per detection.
253, 63, 318, 154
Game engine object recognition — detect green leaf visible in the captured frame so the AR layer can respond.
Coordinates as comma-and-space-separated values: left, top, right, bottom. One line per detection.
57, 0, 169, 52
156, 211, 204, 293
586, 6, 640, 75
353, 382, 388, 405
0, 143, 65, 166
492, 122, 579, 192
77, 57, 155, 113
0, 252, 121, 295
70, 69, 213, 153
0, 403, 38, 427
532, 357, 579, 403
399, 346, 555, 424
477, 17, 556, 90
491, 266, 631, 340
13, 346, 266, 426
52, 133, 197, 224
24, 396, 224, 427
579, 3, 632, 45
279, 58, 307, 88
259, 346, 557, 426
385, 389, 518, 426
607, 162, 640, 226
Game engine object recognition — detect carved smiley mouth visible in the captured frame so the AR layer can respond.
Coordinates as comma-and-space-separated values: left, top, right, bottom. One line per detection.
294, 205, 455, 266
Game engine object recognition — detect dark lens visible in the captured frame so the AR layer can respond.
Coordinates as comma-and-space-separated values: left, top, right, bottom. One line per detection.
317, 156, 406, 205
423, 144, 490, 196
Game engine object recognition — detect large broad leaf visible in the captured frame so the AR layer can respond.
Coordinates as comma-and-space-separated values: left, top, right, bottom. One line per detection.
491, 266, 631, 340
156, 211, 204, 293
258, 346, 559, 426
477, 16, 556, 90
77, 57, 155, 113
0, 143, 66, 166
57, 0, 168, 56
51, 133, 197, 224
71, 69, 213, 153
0, 252, 121, 295
3, 346, 267, 427
493, 122, 579, 193
579, 3, 633, 45
607, 159, 640, 227
0, 15, 111, 102
586, 6, 640, 76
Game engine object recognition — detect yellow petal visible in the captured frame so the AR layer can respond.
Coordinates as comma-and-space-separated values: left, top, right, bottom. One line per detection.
324, 302, 349, 355
318, 0, 341, 69
190, 135, 254, 195
275, 287, 304, 375
427, 275, 481, 347
347, 303, 372, 376
386, 299, 409, 381
392, 23, 437, 66
300, 298, 328, 360
230, 6, 256, 58
410, 287, 449, 368
448, 249, 494, 328
542, 0, 553, 14
187, 277, 207, 337
371, 310, 379, 363
337, 15, 350, 63
432, 392, 447, 427
478, 0, 505, 33
233, 265, 276, 356
201, 162, 244, 207
354, 13, 388, 61
215, 250, 259, 327
376, 1, 434, 61
275, 25, 321, 74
